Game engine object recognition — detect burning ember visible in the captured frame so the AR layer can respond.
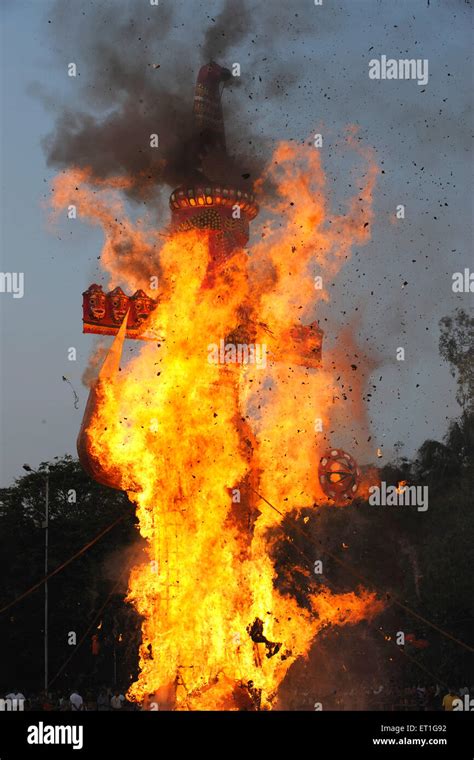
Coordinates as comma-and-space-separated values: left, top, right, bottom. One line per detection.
396, 480, 408, 494
52, 62, 383, 710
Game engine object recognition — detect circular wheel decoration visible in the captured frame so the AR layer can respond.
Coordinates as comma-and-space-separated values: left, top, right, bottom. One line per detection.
318, 449, 361, 503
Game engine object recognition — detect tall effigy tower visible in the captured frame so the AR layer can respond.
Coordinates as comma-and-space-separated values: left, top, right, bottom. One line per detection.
169, 62, 258, 266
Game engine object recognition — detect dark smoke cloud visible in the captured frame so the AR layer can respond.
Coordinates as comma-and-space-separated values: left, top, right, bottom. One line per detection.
41, 0, 269, 201
202, 0, 252, 61
42, 0, 196, 198
40, 0, 349, 202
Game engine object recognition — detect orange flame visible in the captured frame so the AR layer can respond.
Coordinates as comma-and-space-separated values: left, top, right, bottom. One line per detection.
396, 480, 408, 494
55, 137, 382, 709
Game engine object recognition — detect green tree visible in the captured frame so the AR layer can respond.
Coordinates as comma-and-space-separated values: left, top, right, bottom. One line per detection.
0, 457, 143, 697
439, 308, 474, 412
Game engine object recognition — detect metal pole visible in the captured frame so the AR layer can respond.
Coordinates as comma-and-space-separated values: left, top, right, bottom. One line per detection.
44, 475, 49, 692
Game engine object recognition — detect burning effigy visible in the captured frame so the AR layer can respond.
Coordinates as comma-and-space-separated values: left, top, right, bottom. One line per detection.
53, 62, 383, 710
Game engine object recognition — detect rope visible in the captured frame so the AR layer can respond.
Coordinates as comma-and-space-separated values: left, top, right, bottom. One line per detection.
250, 487, 474, 654
0, 513, 127, 615
249, 490, 451, 688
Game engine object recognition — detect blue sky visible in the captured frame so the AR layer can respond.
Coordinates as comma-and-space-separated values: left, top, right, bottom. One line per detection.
0, 0, 471, 486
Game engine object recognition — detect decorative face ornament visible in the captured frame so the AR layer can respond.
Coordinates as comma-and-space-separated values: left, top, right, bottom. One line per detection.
109, 287, 129, 324
132, 291, 154, 324
88, 285, 106, 321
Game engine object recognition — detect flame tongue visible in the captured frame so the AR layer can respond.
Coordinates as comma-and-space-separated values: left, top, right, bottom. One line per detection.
79, 226, 381, 709
77, 312, 129, 489
69, 127, 381, 708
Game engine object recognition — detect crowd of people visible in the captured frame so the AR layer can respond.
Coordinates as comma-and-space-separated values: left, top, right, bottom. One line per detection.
1, 684, 472, 711
370, 684, 473, 711
273, 682, 474, 711
1, 688, 140, 711
312, 684, 473, 711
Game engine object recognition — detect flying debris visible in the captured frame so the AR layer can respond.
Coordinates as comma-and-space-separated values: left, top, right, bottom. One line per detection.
62, 375, 79, 410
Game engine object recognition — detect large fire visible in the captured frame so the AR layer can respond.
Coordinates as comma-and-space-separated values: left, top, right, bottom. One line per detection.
51, 71, 383, 709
